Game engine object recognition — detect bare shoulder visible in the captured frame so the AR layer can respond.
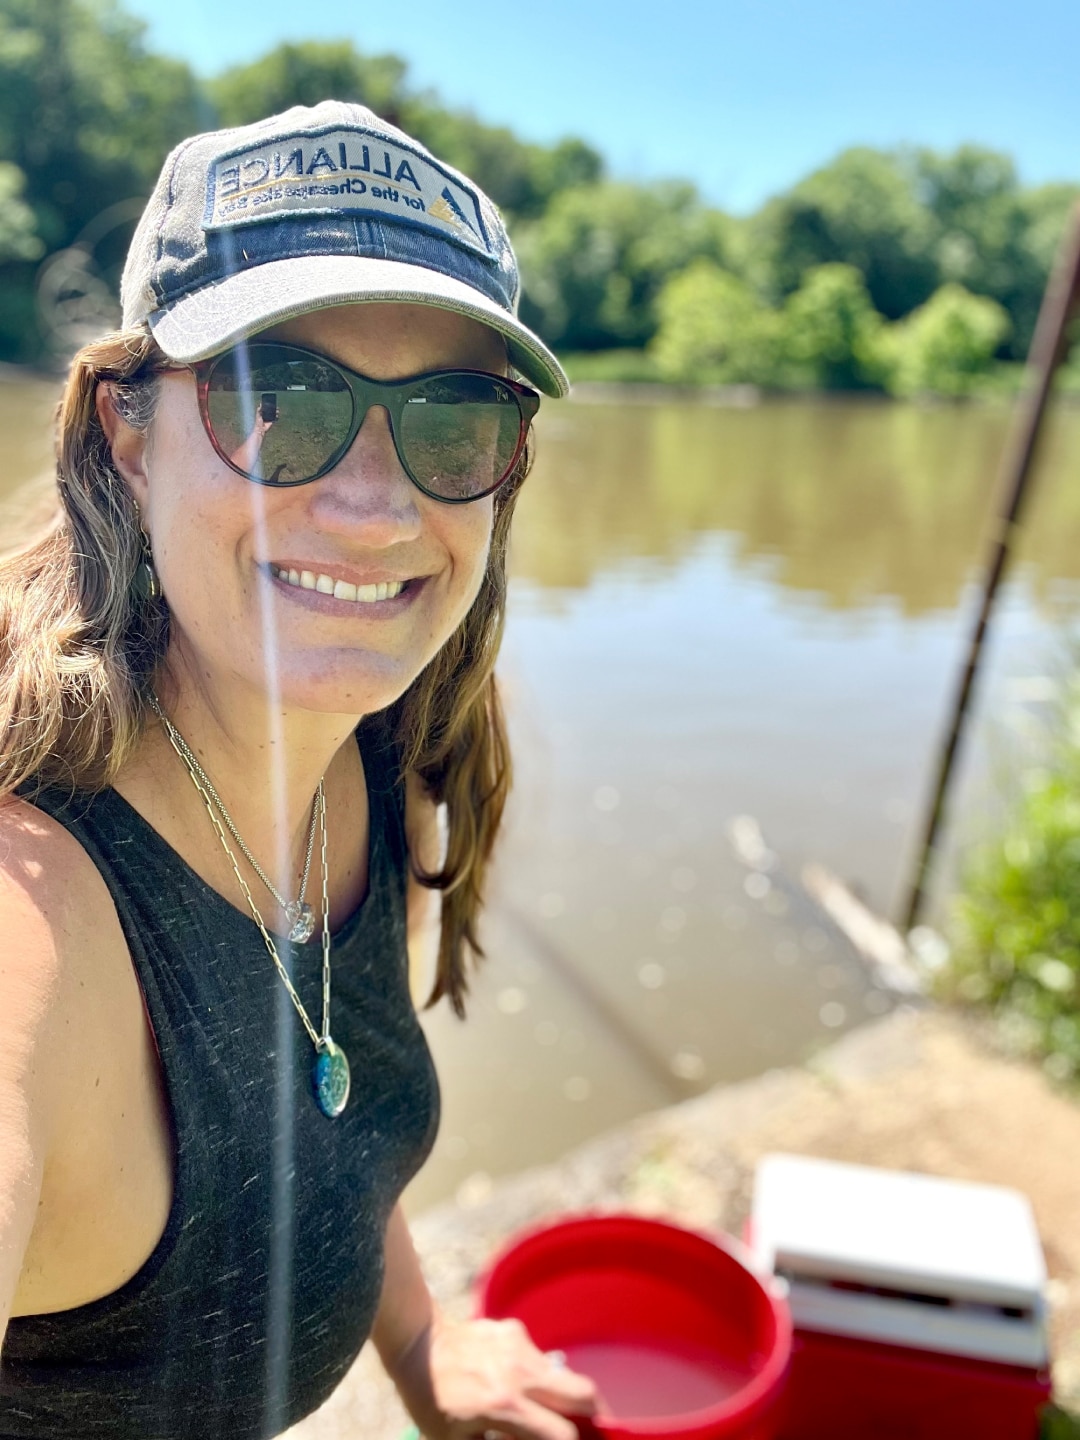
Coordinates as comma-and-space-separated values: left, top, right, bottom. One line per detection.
0, 790, 142, 1156
0, 795, 126, 1058
0, 793, 118, 952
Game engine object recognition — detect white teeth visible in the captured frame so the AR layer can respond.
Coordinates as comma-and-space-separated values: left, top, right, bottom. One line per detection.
274, 566, 406, 604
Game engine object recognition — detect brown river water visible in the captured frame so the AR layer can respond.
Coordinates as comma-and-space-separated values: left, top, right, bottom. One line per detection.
3, 375, 1079, 1211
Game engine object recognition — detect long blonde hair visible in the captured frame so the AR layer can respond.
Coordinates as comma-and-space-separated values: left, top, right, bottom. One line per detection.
0, 328, 528, 1014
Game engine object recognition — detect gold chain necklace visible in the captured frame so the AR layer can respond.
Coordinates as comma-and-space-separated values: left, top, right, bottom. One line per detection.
150, 696, 351, 1119
147, 695, 319, 943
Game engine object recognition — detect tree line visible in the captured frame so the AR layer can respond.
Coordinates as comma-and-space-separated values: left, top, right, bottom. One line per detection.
2, 0, 1077, 394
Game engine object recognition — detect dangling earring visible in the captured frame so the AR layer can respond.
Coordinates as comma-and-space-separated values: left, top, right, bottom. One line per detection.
132, 504, 162, 603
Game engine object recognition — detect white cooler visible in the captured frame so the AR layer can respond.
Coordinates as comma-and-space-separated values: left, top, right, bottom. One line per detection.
749, 1153, 1053, 1439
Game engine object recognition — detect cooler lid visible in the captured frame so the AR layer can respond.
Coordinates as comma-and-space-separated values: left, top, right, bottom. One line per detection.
751, 1154, 1046, 1309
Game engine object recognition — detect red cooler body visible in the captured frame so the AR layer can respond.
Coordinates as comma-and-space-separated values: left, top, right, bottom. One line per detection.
750, 1154, 1053, 1440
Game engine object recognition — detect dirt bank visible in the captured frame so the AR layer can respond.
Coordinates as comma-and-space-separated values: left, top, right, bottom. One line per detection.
287, 1007, 1080, 1438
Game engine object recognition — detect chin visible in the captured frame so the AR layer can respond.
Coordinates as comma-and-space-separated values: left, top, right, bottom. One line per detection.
275, 648, 428, 718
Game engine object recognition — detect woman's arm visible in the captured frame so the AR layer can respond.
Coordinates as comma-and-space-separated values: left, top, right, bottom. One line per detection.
371, 1204, 597, 1440
391, 782, 598, 1436
0, 804, 68, 1352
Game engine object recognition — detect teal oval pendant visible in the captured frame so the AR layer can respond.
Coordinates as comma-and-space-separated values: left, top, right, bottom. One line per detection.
312, 1037, 351, 1118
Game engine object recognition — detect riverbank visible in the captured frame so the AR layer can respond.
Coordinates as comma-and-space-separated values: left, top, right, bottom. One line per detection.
286, 1006, 1080, 1438
565, 377, 1080, 407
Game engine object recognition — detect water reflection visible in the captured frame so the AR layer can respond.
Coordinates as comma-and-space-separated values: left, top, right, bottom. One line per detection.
412, 397, 1080, 1211
516, 399, 1080, 615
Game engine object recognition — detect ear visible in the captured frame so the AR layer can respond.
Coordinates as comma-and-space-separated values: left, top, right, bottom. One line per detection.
96, 381, 151, 511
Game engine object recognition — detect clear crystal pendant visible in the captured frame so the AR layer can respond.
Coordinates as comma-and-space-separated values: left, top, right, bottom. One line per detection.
286, 900, 316, 944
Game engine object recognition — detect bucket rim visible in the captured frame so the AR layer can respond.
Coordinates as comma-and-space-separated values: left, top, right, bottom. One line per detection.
474, 1210, 793, 1436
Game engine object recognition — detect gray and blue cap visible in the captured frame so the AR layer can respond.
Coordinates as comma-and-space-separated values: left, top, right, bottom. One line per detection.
121, 100, 568, 397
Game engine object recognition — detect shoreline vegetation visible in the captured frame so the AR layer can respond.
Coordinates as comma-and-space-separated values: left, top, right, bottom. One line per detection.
1, 2, 1078, 397
562, 348, 1080, 401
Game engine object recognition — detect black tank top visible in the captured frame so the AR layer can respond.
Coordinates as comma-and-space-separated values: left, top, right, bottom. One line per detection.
1, 721, 440, 1440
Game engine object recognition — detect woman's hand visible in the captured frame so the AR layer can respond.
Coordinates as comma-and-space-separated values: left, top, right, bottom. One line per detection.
397, 1313, 599, 1440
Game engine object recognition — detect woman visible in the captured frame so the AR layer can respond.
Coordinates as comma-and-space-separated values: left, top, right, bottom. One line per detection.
0, 101, 597, 1439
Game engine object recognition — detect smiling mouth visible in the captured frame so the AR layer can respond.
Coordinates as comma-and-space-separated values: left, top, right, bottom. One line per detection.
271, 565, 409, 604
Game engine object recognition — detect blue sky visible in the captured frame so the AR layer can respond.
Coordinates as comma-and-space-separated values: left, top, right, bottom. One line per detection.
125, 0, 1080, 212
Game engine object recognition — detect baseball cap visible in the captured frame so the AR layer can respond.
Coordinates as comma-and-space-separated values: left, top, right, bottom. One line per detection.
120, 100, 568, 398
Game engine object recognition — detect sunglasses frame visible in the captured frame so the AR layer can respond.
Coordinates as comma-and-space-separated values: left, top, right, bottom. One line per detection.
185, 341, 541, 503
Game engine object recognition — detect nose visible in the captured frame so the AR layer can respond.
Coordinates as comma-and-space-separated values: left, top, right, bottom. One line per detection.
307, 404, 423, 545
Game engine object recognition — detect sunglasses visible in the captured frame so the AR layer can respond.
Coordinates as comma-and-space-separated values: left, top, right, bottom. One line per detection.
185, 341, 541, 503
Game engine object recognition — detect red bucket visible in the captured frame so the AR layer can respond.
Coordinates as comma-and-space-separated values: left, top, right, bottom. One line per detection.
476, 1213, 792, 1440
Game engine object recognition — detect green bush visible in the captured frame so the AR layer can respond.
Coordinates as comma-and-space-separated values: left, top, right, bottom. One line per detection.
649, 260, 783, 385
782, 263, 885, 390
746, 147, 937, 317
942, 678, 1080, 1084
514, 183, 733, 353
1042, 1404, 1080, 1440
879, 283, 1011, 398
0, 163, 42, 263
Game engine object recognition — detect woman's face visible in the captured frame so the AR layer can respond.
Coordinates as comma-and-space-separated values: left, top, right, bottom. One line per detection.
127, 302, 507, 716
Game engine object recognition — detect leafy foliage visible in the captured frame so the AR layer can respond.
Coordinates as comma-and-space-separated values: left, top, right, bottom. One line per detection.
208, 42, 602, 224
782, 264, 885, 390
650, 261, 781, 385
942, 678, 1080, 1087
515, 182, 732, 352
0, 0, 1075, 385
1041, 1405, 1080, 1440
748, 148, 938, 319
207, 40, 408, 128
0, 161, 42, 262
0, 0, 201, 244
878, 283, 1011, 398
0, 0, 202, 357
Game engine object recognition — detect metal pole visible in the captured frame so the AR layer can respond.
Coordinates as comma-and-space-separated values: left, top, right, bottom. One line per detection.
901, 201, 1080, 935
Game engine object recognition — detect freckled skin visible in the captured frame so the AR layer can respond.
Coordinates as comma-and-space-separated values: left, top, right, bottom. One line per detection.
143, 302, 506, 717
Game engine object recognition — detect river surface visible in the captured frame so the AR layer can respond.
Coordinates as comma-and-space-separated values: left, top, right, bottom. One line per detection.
3, 377, 1079, 1211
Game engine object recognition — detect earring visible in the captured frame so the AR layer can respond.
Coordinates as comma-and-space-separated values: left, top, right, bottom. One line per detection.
131, 504, 162, 603
138, 539, 162, 602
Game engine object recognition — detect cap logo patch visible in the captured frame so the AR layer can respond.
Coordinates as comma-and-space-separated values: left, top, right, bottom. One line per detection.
204, 127, 492, 258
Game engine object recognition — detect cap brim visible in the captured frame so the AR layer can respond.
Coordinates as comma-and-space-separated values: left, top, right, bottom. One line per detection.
148, 253, 568, 398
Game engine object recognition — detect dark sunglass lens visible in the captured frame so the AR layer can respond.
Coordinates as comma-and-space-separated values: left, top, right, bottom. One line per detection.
399, 374, 524, 500
205, 346, 353, 483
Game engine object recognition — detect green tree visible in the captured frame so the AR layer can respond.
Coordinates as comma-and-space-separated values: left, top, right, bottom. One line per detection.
515, 182, 733, 351
208, 41, 408, 131
914, 145, 1046, 358
747, 147, 938, 319
209, 42, 603, 224
782, 263, 885, 390
649, 260, 782, 385
401, 108, 602, 222
0, 162, 42, 262
0, 0, 201, 245
879, 283, 1011, 398
0, 0, 201, 358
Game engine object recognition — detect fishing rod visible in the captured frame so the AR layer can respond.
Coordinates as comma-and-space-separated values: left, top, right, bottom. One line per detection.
901, 201, 1080, 935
